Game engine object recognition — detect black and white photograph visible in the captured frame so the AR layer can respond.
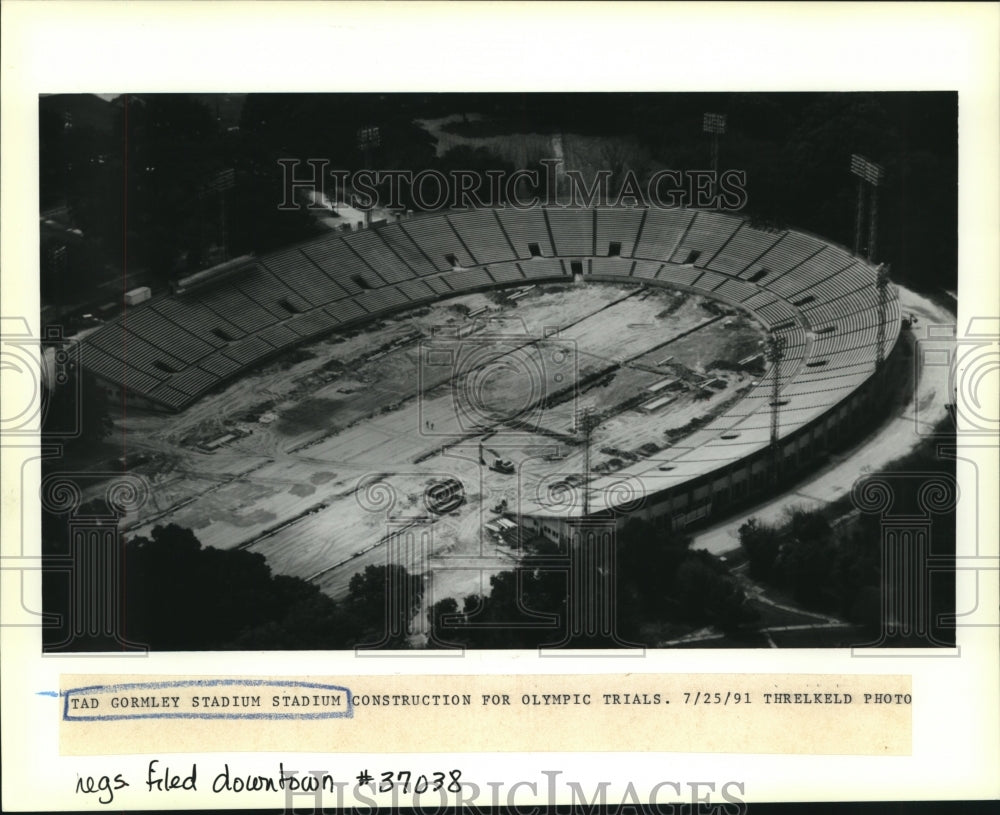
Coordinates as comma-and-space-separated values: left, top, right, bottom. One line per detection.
37, 90, 959, 652
2, 3, 997, 813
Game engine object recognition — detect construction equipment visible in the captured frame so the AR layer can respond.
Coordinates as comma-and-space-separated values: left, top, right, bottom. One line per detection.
489, 456, 515, 474
480, 442, 515, 474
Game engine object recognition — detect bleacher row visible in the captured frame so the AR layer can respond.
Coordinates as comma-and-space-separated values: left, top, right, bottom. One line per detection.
81, 207, 900, 431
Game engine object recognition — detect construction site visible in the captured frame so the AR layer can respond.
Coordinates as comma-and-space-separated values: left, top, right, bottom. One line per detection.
115, 279, 767, 606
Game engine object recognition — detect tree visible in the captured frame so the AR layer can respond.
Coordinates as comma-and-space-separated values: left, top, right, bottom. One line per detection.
428, 568, 567, 649
670, 550, 752, 631
41, 367, 112, 449
117, 94, 231, 279
345, 564, 424, 648
672, 555, 718, 621
778, 537, 832, 607
427, 597, 463, 646
43, 514, 432, 652
706, 573, 753, 633
738, 518, 780, 581
428, 518, 751, 648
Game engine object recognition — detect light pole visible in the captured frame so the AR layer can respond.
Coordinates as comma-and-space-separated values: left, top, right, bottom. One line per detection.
199, 168, 235, 262
703, 112, 727, 202
576, 407, 600, 517
853, 175, 865, 255
357, 125, 381, 228
765, 333, 786, 483
850, 154, 885, 261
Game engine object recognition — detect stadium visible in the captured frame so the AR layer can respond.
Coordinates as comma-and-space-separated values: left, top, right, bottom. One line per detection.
34, 91, 962, 649
75, 202, 903, 606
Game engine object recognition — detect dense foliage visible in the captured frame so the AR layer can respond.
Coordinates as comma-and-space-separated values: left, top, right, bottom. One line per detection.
428, 520, 756, 648
739, 429, 957, 645
42, 517, 422, 651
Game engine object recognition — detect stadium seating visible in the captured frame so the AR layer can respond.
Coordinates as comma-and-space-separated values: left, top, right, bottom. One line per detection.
448, 210, 518, 265
741, 231, 823, 280
376, 223, 440, 276
168, 365, 222, 398
355, 285, 413, 315
232, 263, 312, 317
79, 201, 901, 510
691, 269, 729, 294
79, 341, 161, 394
422, 275, 457, 296
145, 383, 191, 411
713, 276, 760, 305
484, 262, 527, 285
401, 217, 477, 271
343, 229, 417, 285
87, 322, 185, 380
324, 297, 367, 326
197, 286, 279, 334
630, 259, 664, 280
197, 350, 243, 378
633, 207, 695, 260
707, 223, 783, 276
395, 277, 439, 304
286, 309, 340, 339
765, 247, 851, 298
654, 263, 704, 289
122, 304, 215, 364
546, 207, 594, 256
152, 296, 246, 344
258, 249, 350, 307
594, 207, 644, 257
669, 210, 742, 266
299, 236, 373, 293
446, 267, 498, 292
520, 258, 571, 281
495, 208, 555, 258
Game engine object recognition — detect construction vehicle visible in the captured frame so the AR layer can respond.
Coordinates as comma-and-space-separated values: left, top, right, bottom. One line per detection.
480, 442, 515, 474
489, 457, 515, 474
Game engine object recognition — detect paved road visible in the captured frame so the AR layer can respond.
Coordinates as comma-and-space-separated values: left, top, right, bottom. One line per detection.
691, 286, 954, 557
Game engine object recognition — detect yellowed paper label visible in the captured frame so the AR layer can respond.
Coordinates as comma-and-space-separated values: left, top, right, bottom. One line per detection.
60, 673, 911, 756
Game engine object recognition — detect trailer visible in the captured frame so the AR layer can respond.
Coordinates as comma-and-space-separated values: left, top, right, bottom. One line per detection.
124, 286, 151, 306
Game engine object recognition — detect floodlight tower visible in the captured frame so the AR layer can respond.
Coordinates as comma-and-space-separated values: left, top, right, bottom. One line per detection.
199, 168, 235, 262
765, 333, 786, 481
852, 173, 865, 255
577, 407, 600, 517
703, 113, 727, 202
357, 125, 381, 227
868, 171, 883, 261
875, 262, 891, 372
850, 154, 885, 260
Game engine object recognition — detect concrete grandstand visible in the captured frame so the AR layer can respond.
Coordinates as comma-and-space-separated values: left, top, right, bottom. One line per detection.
80, 205, 900, 548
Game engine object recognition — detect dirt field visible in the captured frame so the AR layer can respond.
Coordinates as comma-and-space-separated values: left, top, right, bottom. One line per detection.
117, 281, 765, 612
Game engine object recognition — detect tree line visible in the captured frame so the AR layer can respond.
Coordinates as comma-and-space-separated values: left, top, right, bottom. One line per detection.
42, 515, 422, 652
428, 521, 757, 649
